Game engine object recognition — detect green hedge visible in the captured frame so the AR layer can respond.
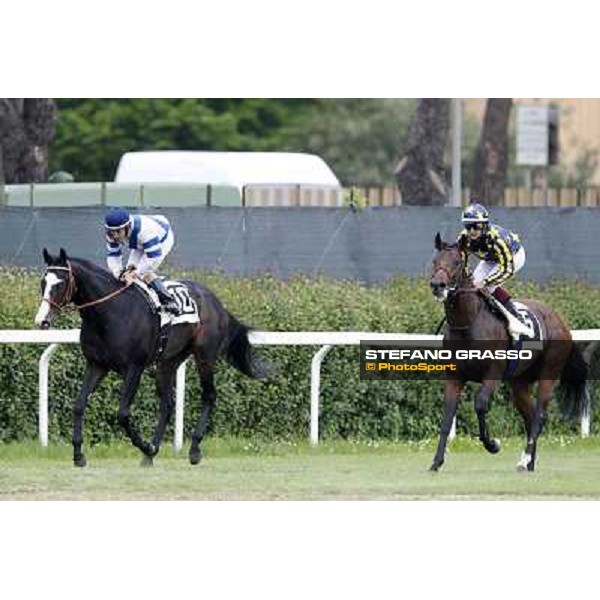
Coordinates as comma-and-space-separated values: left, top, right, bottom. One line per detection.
1, 266, 600, 444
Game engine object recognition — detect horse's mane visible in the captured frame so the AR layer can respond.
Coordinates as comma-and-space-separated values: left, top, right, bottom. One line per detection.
69, 257, 120, 286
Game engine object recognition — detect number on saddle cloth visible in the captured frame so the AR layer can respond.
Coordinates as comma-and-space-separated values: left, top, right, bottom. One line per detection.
512, 302, 543, 342
483, 295, 542, 342
165, 282, 198, 317
133, 278, 200, 325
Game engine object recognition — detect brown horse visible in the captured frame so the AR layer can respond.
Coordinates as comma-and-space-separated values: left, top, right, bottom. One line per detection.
429, 233, 587, 472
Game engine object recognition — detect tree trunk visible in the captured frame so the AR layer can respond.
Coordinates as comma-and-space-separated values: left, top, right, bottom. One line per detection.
0, 98, 57, 183
471, 98, 512, 205
395, 98, 450, 205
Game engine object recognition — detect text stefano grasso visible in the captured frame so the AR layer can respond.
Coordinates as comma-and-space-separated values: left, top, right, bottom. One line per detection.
364, 349, 533, 361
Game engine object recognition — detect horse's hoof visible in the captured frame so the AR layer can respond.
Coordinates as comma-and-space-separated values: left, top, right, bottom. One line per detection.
141, 455, 154, 468
189, 448, 202, 465
485, 438, 501, 454
145, 443, 157, 457
74, 456, 87, 468
430, 462, 443, 472
516, 451, 532, 472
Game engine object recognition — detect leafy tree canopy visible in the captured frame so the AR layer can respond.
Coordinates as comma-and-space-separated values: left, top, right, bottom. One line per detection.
50, 98, 315, 181
50, 98, 418, 185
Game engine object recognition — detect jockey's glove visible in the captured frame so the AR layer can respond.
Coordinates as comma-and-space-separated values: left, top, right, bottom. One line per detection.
119, 265, 137, 281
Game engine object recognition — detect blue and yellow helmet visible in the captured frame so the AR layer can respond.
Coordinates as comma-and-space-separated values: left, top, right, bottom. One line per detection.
461, 203, 489, 225
105, 207, 131, 230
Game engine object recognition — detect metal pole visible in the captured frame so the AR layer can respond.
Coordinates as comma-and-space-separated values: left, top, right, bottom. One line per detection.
174, 360, 187, 451
39, 343, 59, 447
310, 344, 333, 445
452, 98, 463, 207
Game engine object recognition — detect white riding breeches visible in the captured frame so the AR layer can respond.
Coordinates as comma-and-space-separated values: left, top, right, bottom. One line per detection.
127, 229, 174, 281
472, 247, 526, 292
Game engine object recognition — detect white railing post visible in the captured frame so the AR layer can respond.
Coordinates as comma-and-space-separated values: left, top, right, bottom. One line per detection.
38, 343, 59, 447
174, 360, 187, 452
581, 384, 591, 437
449, 416, 457, 441
310, 344, 333, 445
1, 328, 598, 448
580, 341, 598, 437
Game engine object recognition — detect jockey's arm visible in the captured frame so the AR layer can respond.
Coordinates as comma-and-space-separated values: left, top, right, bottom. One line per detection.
126, 243, 164, 283
106, 235, 123, 279
456, 230, 469, 265
484, 237, 514, 286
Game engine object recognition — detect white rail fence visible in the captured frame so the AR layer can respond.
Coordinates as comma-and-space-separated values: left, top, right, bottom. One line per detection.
0, 328, 598, 449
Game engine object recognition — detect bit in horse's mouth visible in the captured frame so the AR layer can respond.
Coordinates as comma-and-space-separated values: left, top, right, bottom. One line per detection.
432, 289, 448, 302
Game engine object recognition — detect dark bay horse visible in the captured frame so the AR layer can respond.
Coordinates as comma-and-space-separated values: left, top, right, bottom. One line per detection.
429, 233, 587, 472
35, 248, 269, 467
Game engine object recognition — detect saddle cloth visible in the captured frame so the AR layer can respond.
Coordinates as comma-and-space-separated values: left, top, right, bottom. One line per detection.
133, 279, 200, 328
512, 301, 544, 342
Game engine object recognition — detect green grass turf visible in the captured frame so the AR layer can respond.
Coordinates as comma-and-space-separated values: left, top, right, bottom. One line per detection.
1, 436, 599, 500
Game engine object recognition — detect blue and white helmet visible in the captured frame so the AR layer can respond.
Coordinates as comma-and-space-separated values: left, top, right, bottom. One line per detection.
461, 203, 489, 225
105, 207, 131, 230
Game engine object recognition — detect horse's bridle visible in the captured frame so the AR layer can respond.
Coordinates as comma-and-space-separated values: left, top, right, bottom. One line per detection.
44, 264, 76, 310
432, 264, 479, 298
43, 261, 133, 313
432, 264, 484, 332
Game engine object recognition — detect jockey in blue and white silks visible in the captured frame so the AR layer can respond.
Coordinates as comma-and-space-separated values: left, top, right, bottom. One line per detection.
104, 207, 179, 314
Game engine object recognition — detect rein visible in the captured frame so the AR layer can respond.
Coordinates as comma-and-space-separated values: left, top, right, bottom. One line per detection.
45, 261, 133, 312
433, 265, 485, 332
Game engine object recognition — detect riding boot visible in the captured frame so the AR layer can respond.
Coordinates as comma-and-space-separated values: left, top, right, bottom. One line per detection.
149, 279, 180, 315
491, 286, 533, 340
493, 287, 526, 324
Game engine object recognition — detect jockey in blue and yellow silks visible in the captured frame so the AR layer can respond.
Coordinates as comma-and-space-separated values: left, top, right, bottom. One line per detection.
457, 202, 531, 338
104, 207, 180, 315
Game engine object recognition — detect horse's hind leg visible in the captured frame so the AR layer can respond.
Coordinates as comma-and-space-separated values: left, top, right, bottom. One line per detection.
475, 379, 502, 454
117, 365, 155, 459
147, 360, 179, 461
511, 380, 536, 472
189, 361, 217, 465
73, 363, 107, 467
519, 379, 555, 472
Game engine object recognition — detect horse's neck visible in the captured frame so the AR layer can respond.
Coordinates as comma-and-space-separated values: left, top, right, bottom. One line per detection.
446, 288, 482, 331
71, 262, 120, 307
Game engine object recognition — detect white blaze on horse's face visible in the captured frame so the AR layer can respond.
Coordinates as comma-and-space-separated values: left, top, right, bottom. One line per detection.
34, 272, 62, 327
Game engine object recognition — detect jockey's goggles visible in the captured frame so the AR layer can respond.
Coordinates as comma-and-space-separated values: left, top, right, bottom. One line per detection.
465, 222, 485, 231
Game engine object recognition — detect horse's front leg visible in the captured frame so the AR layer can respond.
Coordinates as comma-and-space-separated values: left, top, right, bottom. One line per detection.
475, 378, 502, 454
117, 365, 155, 461
518, 379, 554, 472
73, 362, 107, 467
431, 379, 464, 471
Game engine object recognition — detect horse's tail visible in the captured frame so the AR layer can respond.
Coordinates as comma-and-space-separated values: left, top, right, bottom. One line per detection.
223, 313, 273, 380
556, 343, 589, 421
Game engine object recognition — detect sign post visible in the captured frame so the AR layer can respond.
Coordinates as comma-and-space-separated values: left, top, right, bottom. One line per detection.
516, 104, 550, 204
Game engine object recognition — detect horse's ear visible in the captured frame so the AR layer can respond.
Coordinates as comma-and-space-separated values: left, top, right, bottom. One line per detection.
457, 234, 468, 254
59, 248, 67, 263
434, 232, 443, 251
43, 248, 51, 265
